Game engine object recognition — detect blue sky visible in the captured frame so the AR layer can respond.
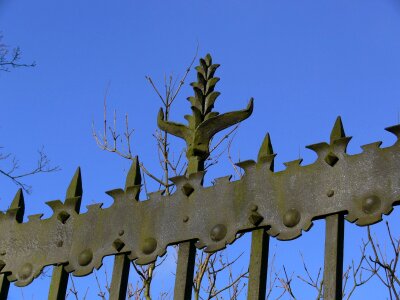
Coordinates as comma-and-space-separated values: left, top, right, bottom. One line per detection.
1, 0, 400, 298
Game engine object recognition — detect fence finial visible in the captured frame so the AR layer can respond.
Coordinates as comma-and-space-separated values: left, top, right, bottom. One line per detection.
65, 167, 82, 213
125, 156, 141, 189
66, 167, 82, 198
10, 189, 24, 223
258, 133, 275, 170
330, 116, 346, 143
157, 53, 254, 172
258, 133, 274, 160
124, 156, 141, 201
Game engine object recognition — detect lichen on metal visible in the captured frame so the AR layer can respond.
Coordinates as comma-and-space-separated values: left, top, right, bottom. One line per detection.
0, 54, 399, 290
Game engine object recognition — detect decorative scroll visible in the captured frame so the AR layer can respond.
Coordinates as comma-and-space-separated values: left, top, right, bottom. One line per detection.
0, 122, 399, 287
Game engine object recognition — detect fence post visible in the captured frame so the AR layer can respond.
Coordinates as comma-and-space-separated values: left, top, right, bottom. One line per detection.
0, 189, 25, 299
156, 54, 254, 300
247, 133, 274, 300
323, 117, 346, 300
109, 157, 141, 299
48, 168, 82, 300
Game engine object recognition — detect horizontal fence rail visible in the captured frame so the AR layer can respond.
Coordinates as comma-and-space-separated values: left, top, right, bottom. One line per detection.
0, 54, 398, 299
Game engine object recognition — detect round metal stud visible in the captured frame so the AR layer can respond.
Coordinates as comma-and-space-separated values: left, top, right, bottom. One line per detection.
283, 208, 301, 228
57, 240, 63, 247
327, 190, 334, 197
78, 249, 93, 266
183, 216, 189, 223
250, 204, 258, 212
18, 263, 33, 280
210, 224, 227, 242
141, 238, 157, 255
118, 230, 125, 236
362, 196, 381, 214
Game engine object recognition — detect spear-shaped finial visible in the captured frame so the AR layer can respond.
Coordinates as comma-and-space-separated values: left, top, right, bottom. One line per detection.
66, 167, 82, 198
124, 156, 142, 201
157, 53, 254, 173
258, 133, 275, 171
258, 133, 273, 160
65, 167, 82, 213
125, 156, 141, 190
10, 188, 25, 223
330, 116, 346, 144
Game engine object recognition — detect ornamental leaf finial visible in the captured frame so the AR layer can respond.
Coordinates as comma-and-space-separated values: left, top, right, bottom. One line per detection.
157, 53, 253, 171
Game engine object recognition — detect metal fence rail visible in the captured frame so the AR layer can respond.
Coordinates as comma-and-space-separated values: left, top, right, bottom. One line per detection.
0, 54, 399, 300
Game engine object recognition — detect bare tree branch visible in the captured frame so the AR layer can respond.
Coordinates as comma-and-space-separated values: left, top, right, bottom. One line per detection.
0, 146, 59, 194
0, 34, 35, 72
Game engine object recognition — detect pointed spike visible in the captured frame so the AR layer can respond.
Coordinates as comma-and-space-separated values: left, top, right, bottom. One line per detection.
106, 189, 125, 203
66, 167, 82, 198
306, 142, 330, 157
10, 189, 24, 210
10, 189, 24, 223
169, 176, 187, 187
332, 136, 352, 154
258, 133, 274, 162
283, 159, 303, 168
385, 125, 400, 138
86, 203, 103, 212
330, 116, 346, 144
235, 160, 256, 171
125, 156, 142, 190
45, 200, 64, 213
361, 141, 382, 153
188, 171, 205, 184
27, 214, 43, 222
213, 175, 232, 185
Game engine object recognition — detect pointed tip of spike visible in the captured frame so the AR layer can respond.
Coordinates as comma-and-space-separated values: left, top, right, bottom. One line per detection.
258, 133, 274, 162
66, 167, 82, 199
11, 188, 24, 210
10, 189, 24, 223
125, 156, 142, 190
330, 116, 346, 144
158, 108, 164, 119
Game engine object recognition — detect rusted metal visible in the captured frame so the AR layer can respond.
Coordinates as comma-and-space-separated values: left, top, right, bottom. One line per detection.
0, 54, 398, 299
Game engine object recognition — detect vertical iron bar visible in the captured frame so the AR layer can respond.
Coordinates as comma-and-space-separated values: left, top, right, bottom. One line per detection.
247, 133, 273, 300
109, 158, 140, 299
174, 241, 197, 300
174, 159, 202, 300
247, 229, 270, 300
110, 254, 130, 300
157, 54, 253, 300
323, 213, 344, 300
0, 189, 25, 300
323, 116, 346, 300
0, 274, 10, 300
48, 168, 82, 300
48, 266, 69, 300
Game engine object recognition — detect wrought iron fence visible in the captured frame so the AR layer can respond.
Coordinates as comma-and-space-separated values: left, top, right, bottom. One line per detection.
0, 54, 399, 300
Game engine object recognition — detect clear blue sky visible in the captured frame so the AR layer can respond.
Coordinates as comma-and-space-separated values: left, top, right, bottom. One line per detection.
1, 0, 400, 298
